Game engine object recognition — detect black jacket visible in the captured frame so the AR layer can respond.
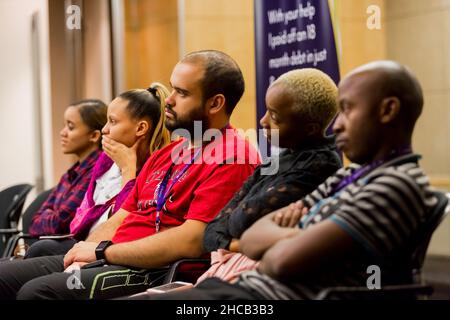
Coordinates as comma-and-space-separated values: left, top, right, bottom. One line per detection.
203, 136, 342, 252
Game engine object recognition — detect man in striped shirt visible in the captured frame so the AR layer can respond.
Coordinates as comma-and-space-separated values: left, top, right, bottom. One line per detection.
146, 60, 437, 300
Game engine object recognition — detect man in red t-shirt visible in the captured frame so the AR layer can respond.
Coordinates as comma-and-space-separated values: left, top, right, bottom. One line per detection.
0, 50, 260, 300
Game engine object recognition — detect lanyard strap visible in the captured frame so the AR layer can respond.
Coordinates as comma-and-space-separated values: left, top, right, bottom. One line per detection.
153, 123, 230, 232
331, 145, 412, 194
302, 149, 415, 229
154, 148, 202, 232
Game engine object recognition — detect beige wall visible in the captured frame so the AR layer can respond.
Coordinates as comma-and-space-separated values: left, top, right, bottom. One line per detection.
122, 0, 256, 140
333, 0, 386, 166
386, 1, 450, 187
183, 0, 256, 135
124, 0, 179, 89
384, 0, 450, 256
334, 0, 386, 76
83, 0, 113, 103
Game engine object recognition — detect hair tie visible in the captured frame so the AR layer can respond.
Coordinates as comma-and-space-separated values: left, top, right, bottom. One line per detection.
147, 87, 157, 95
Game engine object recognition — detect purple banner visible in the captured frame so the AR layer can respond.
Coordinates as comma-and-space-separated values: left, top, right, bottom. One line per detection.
254, 0, 340, 130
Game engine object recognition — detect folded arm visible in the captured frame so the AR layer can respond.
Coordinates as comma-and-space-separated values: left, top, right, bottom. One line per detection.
257, 219, 357, 282
240, 207, 299, 260
204, 176, 312, 253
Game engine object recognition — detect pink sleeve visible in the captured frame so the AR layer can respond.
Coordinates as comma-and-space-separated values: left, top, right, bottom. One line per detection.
121, 179, 139, 213
69, 192, 91, 234
196, 250, 259, 284
121, 153, 155, 212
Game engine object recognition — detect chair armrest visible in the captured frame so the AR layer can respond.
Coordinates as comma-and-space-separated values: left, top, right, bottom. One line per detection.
14, 233, 39, 240
0, 228, 20, 235
163, 258, 211, 284
39, 234, 74, 240
2, 233, 40, 258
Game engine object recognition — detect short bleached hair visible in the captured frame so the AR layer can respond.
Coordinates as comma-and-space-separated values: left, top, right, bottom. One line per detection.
272, 68, 338, 134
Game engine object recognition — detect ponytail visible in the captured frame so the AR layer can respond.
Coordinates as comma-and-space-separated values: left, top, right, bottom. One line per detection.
146, 82, 171, 153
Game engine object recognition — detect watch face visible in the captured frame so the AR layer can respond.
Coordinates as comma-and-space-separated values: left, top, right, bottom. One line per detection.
98, 241, 111, 250
96, 241, 112, 260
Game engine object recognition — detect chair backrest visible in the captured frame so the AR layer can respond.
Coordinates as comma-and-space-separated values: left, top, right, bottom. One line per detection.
0, 183, 33, 229
411, 191, 449, 271
21, 188, 53, 233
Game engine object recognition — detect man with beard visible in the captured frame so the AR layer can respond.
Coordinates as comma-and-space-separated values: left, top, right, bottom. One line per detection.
0, 50, 260, 300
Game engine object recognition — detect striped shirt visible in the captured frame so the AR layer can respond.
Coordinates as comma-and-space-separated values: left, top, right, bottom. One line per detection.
238, 154, 437, 299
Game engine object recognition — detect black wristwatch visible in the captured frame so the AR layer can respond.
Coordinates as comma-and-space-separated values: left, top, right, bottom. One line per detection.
95, 240, 113, 261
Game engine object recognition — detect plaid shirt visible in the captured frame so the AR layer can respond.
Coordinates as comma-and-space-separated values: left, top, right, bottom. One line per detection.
29, 149, 101, 236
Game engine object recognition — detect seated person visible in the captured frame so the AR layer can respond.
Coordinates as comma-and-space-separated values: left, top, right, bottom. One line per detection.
28, 100, 106, 237
140, 60, 437, 300
24, 83, 172, 258
0, 50, 260, 300
198, 68, 341, 283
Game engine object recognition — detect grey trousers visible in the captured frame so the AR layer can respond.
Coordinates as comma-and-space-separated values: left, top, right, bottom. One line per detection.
0, 255, 168, 300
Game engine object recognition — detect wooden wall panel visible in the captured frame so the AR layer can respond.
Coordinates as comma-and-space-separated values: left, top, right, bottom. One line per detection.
124, 0, 179, 89
184, 0, 256, 136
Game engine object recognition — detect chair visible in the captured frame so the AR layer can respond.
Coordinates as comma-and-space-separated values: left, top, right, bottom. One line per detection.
163, 258, 211, 284
315, 190, 449, 300
1, 188, 52, 258
0, 183, 33, 254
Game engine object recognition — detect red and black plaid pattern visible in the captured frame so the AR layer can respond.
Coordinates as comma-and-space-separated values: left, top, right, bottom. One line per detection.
29, 150, 101, 236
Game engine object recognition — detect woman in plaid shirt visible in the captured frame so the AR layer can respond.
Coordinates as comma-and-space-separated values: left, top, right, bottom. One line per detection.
28, 99, 107, 237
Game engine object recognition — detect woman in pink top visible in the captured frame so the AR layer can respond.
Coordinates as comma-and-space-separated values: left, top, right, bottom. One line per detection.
25, 83, 171, 258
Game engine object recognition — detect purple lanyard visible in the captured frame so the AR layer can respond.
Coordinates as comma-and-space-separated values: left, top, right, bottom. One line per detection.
154, 147, 202, 233
332, 146, 412, 194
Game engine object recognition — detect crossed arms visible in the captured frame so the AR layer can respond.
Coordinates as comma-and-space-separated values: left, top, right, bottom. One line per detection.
240, 201, 358, 283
